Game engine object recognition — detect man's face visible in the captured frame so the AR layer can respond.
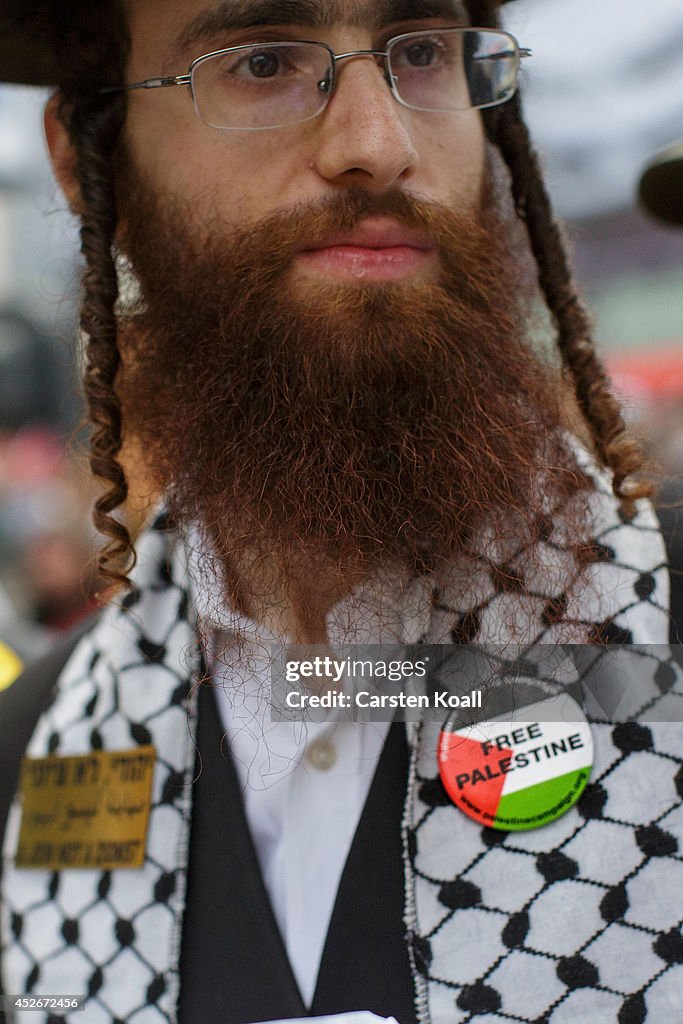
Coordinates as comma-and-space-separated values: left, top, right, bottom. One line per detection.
113, 0, 580, 594
122, 0, 487, 287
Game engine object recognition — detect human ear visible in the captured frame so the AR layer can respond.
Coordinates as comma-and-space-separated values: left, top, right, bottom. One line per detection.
44, 92, 83, 214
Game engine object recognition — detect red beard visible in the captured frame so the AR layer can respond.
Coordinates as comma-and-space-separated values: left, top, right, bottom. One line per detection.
118, 179, 584, 593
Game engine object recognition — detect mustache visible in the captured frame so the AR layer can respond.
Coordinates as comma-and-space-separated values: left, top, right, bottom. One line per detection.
228, 188, 479, 267
154, 187, 500, 315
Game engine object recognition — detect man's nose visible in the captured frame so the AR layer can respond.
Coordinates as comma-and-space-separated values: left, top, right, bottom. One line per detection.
312, 56, 419, 190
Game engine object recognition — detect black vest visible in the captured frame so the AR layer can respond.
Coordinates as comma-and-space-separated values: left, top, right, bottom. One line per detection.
179, 683, 417, 1023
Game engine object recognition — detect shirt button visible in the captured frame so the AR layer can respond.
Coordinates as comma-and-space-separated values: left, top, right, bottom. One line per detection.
306, 738, 337, 771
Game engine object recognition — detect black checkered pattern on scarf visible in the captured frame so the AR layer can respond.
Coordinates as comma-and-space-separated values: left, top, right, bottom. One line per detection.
1, 514, 201, 1024
403, 489, 681, 1024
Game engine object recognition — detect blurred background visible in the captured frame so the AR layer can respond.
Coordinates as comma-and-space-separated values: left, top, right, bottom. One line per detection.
0, 0, 682, 666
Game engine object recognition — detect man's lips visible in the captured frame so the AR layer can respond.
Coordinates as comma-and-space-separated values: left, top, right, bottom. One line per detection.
294, 219, 437, 282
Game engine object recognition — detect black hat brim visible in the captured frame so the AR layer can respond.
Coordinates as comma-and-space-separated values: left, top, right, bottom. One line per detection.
0, 33, 56, 87
1, 0, 515, 87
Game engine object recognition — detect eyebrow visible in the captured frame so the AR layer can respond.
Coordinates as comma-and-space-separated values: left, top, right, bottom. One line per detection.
171, 0, 468, 61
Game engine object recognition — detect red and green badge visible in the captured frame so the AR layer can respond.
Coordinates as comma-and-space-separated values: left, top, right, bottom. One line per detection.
438, 693, 593, 831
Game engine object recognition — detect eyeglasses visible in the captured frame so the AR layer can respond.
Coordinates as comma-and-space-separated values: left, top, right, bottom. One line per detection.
101, 28, 531, 131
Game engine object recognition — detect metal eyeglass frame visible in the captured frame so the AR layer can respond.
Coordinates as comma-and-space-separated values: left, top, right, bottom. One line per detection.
99, 27, 532, 128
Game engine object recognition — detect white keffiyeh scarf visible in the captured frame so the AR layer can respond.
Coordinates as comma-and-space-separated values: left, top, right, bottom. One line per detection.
2, 466, 682, 1024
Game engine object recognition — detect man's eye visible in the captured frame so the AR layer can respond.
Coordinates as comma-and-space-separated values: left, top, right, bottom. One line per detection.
224, 48, 286, 79
224, 46, 312, 81
246, 50, 282, 78
405, 42, 439, 67
391, 37, 451, 70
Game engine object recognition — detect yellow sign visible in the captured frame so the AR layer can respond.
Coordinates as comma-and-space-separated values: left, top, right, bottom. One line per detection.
16, 746, 156, 871
0, 641, 23, 692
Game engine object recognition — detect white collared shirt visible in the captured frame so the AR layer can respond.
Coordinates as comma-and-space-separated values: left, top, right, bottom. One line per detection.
193, 550, 433, 1007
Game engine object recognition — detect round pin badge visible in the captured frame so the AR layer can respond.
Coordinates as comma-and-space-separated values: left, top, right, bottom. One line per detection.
438, 692, 593, 831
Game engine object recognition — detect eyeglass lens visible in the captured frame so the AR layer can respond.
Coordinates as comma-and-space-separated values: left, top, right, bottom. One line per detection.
190, 29, 519, 131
